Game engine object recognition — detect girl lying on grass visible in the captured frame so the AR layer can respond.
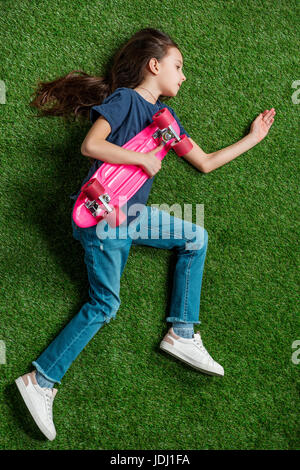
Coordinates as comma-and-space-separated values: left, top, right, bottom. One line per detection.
15, 27, 276, 441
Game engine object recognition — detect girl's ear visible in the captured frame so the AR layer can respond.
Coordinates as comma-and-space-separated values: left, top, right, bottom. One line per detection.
148, 57, 160, 74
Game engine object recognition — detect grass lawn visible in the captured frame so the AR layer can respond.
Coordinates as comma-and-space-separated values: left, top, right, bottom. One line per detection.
0, 0, 299, 450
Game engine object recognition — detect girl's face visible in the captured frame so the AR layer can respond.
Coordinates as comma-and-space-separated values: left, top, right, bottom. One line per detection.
158, 47, 186, 97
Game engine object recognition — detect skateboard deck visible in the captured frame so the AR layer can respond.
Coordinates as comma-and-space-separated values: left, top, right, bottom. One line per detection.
72, 107, 192, 228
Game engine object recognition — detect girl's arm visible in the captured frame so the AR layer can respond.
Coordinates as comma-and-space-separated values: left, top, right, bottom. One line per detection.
183, 108, 276, 174
81, 115, 163, 176
81, 116, 142, 166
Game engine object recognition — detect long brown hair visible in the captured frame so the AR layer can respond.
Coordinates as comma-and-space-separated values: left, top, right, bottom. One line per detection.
29, 28, 180, 123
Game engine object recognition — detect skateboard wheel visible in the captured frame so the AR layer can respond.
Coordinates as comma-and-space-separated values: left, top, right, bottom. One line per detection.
171, 134, 193, 157
105, 206, 127, 228
152, 108, 173, 129
82, 178, 105, 201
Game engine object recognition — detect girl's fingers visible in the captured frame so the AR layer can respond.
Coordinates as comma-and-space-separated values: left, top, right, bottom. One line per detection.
263, 109, 276, 124
263, 108, 276, 117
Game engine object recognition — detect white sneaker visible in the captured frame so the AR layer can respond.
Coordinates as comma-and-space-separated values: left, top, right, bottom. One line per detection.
15, 370, 57, 440
160, 327, 224, 377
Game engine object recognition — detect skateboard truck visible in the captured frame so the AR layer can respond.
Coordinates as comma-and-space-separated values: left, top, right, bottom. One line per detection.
81, 179, 114, 217
84, 193, 113, 217
81, 177, 126, 227
153, 124, 181, 144
152, 108, 193, 157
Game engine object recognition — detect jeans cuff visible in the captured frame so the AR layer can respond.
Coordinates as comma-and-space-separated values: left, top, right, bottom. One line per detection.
166, 317, 201, 325
32, 361, 62, 385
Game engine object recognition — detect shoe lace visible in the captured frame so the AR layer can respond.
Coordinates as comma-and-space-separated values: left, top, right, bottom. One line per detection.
193, 331, 214, 364
44, 389, 54, 421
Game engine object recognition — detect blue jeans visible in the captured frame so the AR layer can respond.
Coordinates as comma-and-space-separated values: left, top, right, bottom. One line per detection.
32, 205, 208, 383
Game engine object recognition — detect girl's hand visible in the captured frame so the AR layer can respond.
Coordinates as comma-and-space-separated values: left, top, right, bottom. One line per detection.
139, 143, 164, 177
249, 108, 276, 144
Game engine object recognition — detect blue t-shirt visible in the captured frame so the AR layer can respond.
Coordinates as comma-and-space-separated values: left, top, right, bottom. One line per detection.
70, 87, 190, 226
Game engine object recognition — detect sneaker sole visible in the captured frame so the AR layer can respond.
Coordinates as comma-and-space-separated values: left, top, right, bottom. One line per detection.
15, 377, 56, 441
160, 342, 224, 377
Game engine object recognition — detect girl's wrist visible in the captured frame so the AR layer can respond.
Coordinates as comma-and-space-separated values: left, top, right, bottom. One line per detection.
247, 132, 259, 146
132, 151, 146, 166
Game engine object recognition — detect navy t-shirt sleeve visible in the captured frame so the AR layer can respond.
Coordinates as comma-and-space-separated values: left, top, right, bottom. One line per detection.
164, 104, 191, 139
89, 88, 132, 135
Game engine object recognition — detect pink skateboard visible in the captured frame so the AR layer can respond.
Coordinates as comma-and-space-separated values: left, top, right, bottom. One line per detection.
72, 107, 193, 228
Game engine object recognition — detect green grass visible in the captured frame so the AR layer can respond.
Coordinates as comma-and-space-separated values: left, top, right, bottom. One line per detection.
0, 0, 299, 450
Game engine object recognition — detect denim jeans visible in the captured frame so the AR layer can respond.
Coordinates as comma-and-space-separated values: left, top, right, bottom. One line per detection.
32, 205, 208, 383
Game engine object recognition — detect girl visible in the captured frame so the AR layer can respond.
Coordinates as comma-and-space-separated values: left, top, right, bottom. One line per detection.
15, 28, 275, 441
